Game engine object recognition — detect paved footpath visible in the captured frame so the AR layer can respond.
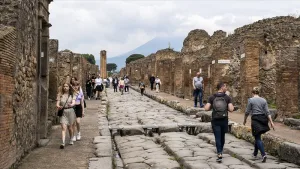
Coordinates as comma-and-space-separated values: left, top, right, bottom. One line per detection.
18, 100, 100, 169
107, 88, 300, 169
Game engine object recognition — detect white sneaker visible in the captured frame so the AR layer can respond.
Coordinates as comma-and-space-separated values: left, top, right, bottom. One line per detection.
69, 140, 74, 145
72, 136, 76, 142
76, 133, 81, 140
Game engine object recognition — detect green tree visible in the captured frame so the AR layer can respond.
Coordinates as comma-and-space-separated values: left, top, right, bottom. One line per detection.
107, 63, 117, 72
126, 54, 145, 64
81, 54, 96, 64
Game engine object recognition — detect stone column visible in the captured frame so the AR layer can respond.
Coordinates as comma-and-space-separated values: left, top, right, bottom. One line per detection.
100, 50, 107, 78
239, 37, 260, 113
276, 47, 299, 118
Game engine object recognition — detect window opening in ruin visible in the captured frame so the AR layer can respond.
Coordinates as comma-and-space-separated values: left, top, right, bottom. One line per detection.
265, 51, 268, 54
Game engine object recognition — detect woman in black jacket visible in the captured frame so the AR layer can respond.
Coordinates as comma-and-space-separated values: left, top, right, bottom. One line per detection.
243, 87, 275, 163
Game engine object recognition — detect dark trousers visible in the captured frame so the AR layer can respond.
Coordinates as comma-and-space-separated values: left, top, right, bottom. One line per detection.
86, 87, 92, 98
212, 119, 228, 154
254, 134, 266, 157
140, 88, 145, 95
113, 85, 118, 92
150, 83, 154, 90
125, 85, 129, 92
193, 88, 204, 107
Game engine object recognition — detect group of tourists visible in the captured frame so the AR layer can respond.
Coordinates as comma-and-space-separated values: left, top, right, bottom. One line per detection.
111, 76, 130, 95
138, 75, 162, 96
85, 74, 111, 100
192, 72, 275, 163
56, 77, 85, 149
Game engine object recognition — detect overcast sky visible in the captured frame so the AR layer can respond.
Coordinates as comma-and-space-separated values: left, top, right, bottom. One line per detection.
49, 0, 300, 59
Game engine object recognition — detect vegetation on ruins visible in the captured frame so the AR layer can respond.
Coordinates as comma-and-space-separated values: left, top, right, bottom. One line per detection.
126, 54, 145, 64
107, 63, 117, 72
82, 54, 96, 64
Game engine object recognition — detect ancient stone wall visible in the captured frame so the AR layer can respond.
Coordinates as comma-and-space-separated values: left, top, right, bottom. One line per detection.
48, 39, 59, 123
124, 16, 300, 118
0, 0, 53, 168
49, 48, 99, 109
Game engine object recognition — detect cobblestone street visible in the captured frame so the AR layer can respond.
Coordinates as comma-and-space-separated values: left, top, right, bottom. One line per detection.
16, 88, 300, 169
105, 88, 300, 169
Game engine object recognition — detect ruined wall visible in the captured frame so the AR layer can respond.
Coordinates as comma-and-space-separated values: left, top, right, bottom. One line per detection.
124, 16, 300, 118
54, 50, 99, 99
0, 0, 50, 168
48, 39, 59, 123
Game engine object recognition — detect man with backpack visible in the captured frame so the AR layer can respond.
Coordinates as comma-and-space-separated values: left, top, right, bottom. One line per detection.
204, 82, 234, 163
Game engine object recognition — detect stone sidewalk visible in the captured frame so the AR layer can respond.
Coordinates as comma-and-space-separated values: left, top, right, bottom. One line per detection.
18, 100, 100, 169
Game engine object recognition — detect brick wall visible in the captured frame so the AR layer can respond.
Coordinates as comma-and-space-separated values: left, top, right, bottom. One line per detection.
0, 26, 17, 169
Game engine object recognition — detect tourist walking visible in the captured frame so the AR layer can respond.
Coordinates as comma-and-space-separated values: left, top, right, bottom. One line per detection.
119, 77, 125, 95
243, 87, 275, 163
204, 82, 234, 162
56, 83, 76, 149
155, 76, 161, 93
86, 76, 92, 100
112, 77, 119, 92
72, 81, 85, 142
193, 72, 204, 108
124, 76, 130, 92
94, 74, 103, 100
149, 75, 155, 90
139, 81, 146, 96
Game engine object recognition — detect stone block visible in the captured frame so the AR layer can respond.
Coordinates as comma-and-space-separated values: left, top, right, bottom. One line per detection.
89, 157, 113, 169
279, 142, 300, 165
284, 118, 300, 128
196, 111, 212, 122
93, 136, 111, 144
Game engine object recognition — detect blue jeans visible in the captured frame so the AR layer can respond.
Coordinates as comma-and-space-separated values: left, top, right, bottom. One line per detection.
254, 134, 266, 157
212, 119, 228, 154
193, 88, 204, 107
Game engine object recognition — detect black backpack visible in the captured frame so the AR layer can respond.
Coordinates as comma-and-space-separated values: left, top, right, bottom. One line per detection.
212, 96, 228, 119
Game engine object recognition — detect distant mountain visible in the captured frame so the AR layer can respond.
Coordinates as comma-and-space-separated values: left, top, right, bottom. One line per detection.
96, 36, 184, 70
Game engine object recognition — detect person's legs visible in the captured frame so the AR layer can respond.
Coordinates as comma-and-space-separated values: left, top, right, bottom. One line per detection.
151, 83, 154, 90
220, 123, 226, 152
255, 134, 266, 157
68, 124, 74, 145
194, 89, 199, 107
199, 88, 204, 107
212, 124, 222, 154
60, 124, 67, 148
76, 118, 81, 140
141, 88, 145, 95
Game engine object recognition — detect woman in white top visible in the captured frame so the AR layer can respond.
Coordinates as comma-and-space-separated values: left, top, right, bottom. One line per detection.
155, 76, 161, 93
94, 74, 103, 100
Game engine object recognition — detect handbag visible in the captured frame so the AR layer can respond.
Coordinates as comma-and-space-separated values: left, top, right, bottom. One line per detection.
57, 95, 70, 117
84, 100, 87, 108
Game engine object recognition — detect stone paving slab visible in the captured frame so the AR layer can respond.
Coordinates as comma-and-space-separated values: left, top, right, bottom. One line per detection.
89, 157, 112, 169
115, 135, 180, 169
198, 133, 300, 169
158, 132, 252, 169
